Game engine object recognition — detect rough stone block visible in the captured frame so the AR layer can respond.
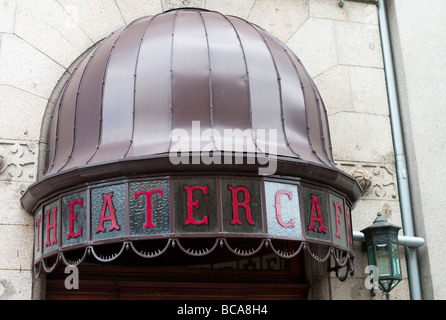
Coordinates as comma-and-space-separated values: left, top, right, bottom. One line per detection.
287, 18, 337, 78
115, 0, 163, 23
335, 20, 383, 68
350, 66, 389, 115
0, 0, 16, 33
314, 65, 353, 115
0, 34, 65, 99
0, 86, 47, 141
310, 0, 378, 25
161, 0, 205, 11
350, 198, 402, 233
329, 112, 394, 163
247, 0, 308, 42
15, 0, 93, 69
0, 181, 33, 225
0, 269, 33, 300
206, 0, 255, 19
0, 224, 33, 270
57, 0, 126, 42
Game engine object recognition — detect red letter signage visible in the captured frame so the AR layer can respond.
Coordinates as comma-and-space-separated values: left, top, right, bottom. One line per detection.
32, 178, 358, 267
346, 206, 352, 246
228, 186, 255, 226
96, 193, 120, 233
35, 215, 41, 252
45, 207, 58, 247
134, 189, 164, 228
308, 195, 327, 233
275, 190, 295, 228
67, 199, 83, 239
184, 185, 208, 225
333, 202, 343, 239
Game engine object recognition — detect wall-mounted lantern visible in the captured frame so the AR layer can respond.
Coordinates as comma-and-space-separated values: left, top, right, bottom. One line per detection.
361, 212, 402, 299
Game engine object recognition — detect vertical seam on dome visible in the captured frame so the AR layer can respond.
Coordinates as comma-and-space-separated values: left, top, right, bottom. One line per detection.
299, 63, 333, 166
45, 80, 67, 174
250, 25, 301, 159
86, 22, 138, 165
55, 30, 124, 171
48, 50, 96, 174
275, 41, 309, 159
57, 46, 99, 172
282, 47, 328, 165
313, 86, 334, 165
197, 11, 217, 151
46, 73, 74, 174
167, 10, 179, 153
220, 14, 259, 154
123, 15, 159, 158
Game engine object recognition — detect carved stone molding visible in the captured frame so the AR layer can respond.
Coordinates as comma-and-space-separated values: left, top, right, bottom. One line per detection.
350, 168, 373, 194
0, 141, 37, 182
336, 161, 398, 200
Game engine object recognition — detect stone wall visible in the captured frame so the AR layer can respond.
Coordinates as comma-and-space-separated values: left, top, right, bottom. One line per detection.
0, 0, 410, 300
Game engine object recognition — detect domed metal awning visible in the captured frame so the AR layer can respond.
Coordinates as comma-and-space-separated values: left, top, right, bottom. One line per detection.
21, 8, 362, 279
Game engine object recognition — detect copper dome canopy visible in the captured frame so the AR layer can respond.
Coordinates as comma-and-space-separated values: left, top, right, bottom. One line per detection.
21, 8, 361, 212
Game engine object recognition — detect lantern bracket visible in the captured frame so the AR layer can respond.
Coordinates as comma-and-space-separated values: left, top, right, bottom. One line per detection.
353, 231, 425, 249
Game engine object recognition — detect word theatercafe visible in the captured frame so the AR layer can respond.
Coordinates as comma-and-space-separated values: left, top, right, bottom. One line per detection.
33, 176, 354, 266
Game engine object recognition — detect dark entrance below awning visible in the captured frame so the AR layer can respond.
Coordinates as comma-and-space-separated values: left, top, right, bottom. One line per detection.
45, 245, 310, 300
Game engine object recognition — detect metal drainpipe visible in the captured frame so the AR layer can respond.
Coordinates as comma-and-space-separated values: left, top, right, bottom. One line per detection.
377, 0, 422, 300
353, 231, 424, 249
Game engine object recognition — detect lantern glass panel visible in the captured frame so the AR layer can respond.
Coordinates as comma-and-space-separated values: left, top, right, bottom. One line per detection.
367, 244, 376, 266
392, 244, 401, 276
390, 279, 399, 291
379, 279, 392, 292
376, 243, 391, 276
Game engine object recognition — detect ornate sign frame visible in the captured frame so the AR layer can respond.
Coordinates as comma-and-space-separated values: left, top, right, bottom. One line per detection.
32, 174, 355, 280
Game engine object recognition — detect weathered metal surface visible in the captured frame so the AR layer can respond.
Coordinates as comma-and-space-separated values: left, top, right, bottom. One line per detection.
21, 8, 361, 212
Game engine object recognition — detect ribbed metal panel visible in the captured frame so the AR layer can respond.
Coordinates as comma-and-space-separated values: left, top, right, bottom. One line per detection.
45, 8, 334, 175
21, 8, 362, 213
